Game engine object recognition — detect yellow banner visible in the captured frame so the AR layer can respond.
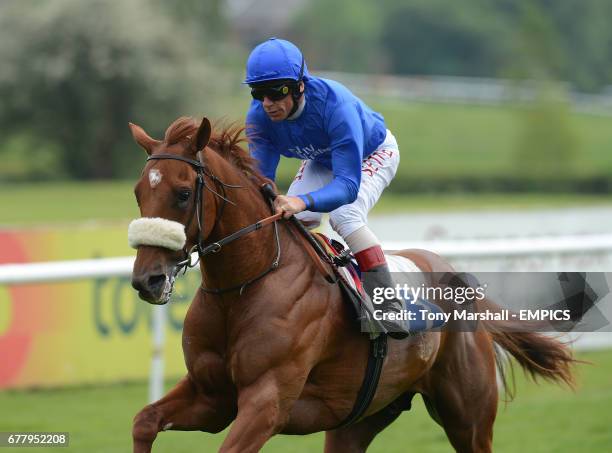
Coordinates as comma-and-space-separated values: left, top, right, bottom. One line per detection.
0, 225, 196, 389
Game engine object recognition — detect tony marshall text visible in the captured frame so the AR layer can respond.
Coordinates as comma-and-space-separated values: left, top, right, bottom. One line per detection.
374, 309, 573, 323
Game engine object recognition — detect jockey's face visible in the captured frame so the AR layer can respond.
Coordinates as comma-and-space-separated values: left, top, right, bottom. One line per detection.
260, 82, 304, 122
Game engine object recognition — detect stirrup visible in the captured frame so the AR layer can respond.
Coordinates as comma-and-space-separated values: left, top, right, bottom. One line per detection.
333, 249, 353, 267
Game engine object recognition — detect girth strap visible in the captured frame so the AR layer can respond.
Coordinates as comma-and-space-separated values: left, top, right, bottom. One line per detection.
335, 334, 388, 428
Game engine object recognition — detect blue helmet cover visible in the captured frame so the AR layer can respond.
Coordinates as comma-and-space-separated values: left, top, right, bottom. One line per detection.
244, 38, 310, 85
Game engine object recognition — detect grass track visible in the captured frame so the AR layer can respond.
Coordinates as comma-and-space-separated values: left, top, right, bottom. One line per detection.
0, 350, 610, 452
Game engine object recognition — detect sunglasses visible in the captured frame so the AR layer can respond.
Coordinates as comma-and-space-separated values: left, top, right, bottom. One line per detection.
250, 84, 292, 101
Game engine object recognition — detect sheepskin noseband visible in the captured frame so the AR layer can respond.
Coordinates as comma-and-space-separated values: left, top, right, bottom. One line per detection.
128, 217, 187, 251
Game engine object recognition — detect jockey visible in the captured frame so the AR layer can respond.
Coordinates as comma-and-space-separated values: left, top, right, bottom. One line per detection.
244, 38, 443, 338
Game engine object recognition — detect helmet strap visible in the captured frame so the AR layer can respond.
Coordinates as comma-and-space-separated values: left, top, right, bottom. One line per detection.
287, 54, 306, 117
288, 83, 304, 118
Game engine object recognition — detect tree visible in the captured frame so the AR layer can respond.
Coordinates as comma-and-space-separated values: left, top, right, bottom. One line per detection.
381, 0, 509, 77
290, 0, 385, 72
0, 0, 211, 180
514, 86, 578, 179
294, 0, 612, 92
508, 1, 577, 179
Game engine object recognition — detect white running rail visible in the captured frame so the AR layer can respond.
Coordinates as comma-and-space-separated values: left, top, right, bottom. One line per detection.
2, 234, 612, 401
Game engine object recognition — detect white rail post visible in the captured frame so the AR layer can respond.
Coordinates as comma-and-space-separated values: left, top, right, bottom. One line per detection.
149, 304, 167, 403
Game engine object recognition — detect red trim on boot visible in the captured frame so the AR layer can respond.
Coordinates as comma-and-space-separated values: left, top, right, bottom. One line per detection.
354, 245, 387, 272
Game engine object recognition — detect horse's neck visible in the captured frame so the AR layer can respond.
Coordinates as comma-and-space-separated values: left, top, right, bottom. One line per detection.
199, 154, 286, 289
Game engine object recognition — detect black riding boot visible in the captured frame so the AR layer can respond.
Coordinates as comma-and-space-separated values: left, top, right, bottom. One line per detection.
361, 263, 411, 339
354, 245, 409, 338
356, 246, 446, 339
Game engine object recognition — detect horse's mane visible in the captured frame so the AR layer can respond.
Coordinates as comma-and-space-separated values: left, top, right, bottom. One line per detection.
164, 116, 259, 177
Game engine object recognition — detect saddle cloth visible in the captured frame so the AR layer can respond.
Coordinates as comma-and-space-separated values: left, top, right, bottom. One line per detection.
313, 233, 421, 296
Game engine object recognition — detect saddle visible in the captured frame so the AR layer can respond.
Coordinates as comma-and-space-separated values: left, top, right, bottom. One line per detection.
311, 234, 368, 313
313, 234, 363, 290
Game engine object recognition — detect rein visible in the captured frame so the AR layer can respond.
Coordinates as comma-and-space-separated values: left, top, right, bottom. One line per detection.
146, 153, 282, 295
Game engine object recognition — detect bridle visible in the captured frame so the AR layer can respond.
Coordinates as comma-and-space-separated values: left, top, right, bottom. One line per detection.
146, 152, 282, 295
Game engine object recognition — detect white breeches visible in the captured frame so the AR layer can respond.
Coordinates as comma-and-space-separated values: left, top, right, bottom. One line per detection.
287, 129, 400, 239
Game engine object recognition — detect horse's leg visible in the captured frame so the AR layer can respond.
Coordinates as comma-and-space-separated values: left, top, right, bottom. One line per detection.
324, 404, 405, 453
424, 331, 498, 453
132, 375, 233, 453
217, 370, 307, 453
393, 249, 498, 452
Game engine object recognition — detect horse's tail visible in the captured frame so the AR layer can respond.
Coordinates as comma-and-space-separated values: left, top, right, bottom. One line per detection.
479, 299, 577, 400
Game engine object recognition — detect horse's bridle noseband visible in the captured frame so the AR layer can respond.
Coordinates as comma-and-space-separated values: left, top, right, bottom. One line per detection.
146, 152, 282, 295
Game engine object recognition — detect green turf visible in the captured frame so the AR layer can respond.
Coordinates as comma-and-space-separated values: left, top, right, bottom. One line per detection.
0, 181, 139, 226
1, 181, 611, 227
0, 350, 610, 452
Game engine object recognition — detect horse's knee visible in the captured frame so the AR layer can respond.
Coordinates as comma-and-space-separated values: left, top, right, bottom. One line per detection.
132, 404, 162, 444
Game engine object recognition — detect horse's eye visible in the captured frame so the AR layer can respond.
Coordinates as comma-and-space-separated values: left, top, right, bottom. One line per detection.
178, 190, 191, 202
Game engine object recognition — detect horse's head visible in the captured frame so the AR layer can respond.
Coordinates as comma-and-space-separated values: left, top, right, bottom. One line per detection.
128, 117, 214, 304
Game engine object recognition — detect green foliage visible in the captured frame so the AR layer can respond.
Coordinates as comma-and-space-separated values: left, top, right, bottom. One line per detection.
0, 134, 65, 180
515, 87, 578, 179
153, 0, 226, 38
291, 0, 384, 72
0, 0, 212, 180
293, 0, 612, 92
1, 0, 611, 183
381, 0, 508, 77
529, 0, 612, 92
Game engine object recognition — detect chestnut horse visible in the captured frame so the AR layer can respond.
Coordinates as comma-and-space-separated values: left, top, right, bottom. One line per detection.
128, 116, 575, 453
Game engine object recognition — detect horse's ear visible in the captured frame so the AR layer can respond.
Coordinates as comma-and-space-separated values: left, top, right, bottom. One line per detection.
129, 122, 160, 156
194, 117, 211, 153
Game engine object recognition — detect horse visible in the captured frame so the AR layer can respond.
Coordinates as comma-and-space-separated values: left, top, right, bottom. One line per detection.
128, 116, 576, 453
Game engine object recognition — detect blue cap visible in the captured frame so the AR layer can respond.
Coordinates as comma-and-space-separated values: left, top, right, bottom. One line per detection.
244, 38, 309, 85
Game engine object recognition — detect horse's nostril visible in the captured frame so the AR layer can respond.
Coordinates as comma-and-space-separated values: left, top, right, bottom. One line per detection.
148, 274, 167, 291
132, 276, 146, 292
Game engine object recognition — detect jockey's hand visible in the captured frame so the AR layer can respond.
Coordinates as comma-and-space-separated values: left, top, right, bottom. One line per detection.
274, 195, 306, 219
